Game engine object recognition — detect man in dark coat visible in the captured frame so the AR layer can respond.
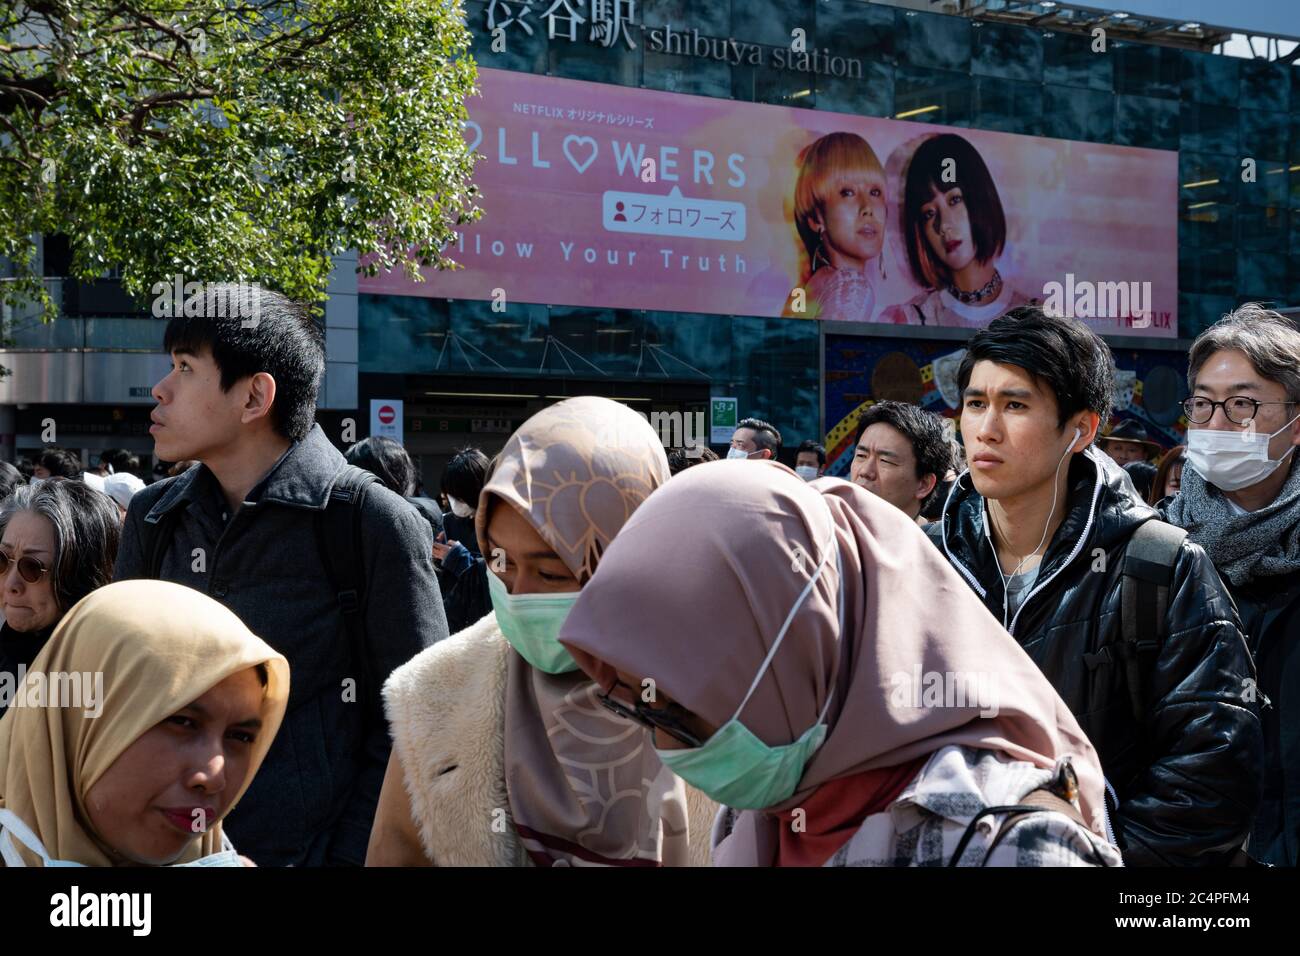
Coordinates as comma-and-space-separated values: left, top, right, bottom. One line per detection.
1161, 303, 1300, 866
927, 306, 1262, 866
115, 285, 448, 866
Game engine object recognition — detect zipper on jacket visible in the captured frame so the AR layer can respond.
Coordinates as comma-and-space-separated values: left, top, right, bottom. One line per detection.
1007, 456, 1105, 637
940, 471, 988, 600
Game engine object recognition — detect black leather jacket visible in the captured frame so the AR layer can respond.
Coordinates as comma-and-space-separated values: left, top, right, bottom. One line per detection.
926, 447, 1263, 865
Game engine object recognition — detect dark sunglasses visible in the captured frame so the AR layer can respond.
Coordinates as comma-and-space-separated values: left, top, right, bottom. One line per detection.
597, 679, 704, 749
0, 551, 50, 584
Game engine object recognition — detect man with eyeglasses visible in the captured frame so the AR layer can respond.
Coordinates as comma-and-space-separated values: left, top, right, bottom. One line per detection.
1162, 303, 1300, 866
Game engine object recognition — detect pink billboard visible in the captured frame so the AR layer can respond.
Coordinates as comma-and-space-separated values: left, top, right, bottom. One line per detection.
359, 68, 1178, 336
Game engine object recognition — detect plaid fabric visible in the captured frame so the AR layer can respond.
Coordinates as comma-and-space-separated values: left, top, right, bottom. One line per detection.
714, 744, 1122, 867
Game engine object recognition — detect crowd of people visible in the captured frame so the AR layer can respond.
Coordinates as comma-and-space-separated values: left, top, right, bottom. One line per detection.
0, 282, 1295, 869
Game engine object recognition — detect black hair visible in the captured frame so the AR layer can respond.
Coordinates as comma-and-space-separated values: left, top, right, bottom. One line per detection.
345, 436, 416, 497
100, 449, 140, 474
1123, 460, 1158, 502
162, 284, 324, 441
254, 661, 269, 688
666, 445, 719, 476
737, 418, 782, 456
796, 439, 826, 466
902, 133, 1007, 290
958, 305, 1114, 432
855, 401, 953, 511
0, 461, 22, 501
0, 477, 121, 614
14, 456, 34, 481
441, 447, 491, 506
37, 447, 83, 479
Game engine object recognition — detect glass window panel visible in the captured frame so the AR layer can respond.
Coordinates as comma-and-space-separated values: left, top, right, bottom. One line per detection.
895, 65, 971, 127
1251, 160, 1290, 207
641, 0, 730, 35
895, 9, 971, 75
643, 51, 732, 98
816, 61, 893, 118
1237, 205, 1288, 253
1237, 251, 1288, 302
1042, 31, 1113, 91
1180, 201, 1234, 251
731, 0, 815, 49
85, 318, 166, 350
1240, 110, 1290, 163
1180, 152, 1237, 205
1179, 246, 1235, 296
1178, 292, 1236, 339
1180, 101, 1238, 155
816, 0, 896, 66
1115, 94, 1178, 150
548, 31, 640, 86
359, 294, 450, 374
971, 20, 1042, 83
733, 52, 818, 108
1181, 50, 1239, 106
464, 0, 549, 76
973, 75, 1042, 136
1240, 59, 1290, 115
1042, 85, 1113, 143
1113, 42, 1181, 99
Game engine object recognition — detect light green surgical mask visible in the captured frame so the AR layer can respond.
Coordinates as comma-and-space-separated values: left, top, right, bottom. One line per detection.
487, 567, 581, 674
655, 535, 843, 810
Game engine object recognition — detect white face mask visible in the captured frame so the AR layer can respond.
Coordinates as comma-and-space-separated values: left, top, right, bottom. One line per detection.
0, 808, 244, 867
448, 496, 474, 518
727, 448, 752, 460
1186, 413, 1300, 492
794, 465, 819, 481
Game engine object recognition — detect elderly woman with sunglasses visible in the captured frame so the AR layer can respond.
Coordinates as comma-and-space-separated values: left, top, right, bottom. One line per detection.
0, 478, 121, 712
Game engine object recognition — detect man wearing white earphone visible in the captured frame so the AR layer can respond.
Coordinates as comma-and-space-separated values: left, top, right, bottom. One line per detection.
926, 306, 1262, 867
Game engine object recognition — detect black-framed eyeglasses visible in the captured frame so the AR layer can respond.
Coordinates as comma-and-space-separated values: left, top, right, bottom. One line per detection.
0, 551, 50, 584
597, 680, 704, 749
1182, 396, 1298, 426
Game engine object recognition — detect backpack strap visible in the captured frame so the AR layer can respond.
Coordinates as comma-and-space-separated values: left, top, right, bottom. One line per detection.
1118, 519, 1187, 724
315, 467, 380, 713
948, 793, 1091, 867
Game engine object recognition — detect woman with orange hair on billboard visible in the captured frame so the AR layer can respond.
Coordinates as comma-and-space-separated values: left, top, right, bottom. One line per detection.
792, 132, 888, 322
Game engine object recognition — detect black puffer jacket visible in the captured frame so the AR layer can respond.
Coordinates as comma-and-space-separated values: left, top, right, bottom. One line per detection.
926, 447, 1263, 865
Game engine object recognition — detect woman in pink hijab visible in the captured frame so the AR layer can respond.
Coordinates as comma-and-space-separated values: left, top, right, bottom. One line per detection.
559, 459, 1122, 866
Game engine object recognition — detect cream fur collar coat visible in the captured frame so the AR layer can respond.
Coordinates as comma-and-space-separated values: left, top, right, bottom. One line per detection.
366, 612, 715, 866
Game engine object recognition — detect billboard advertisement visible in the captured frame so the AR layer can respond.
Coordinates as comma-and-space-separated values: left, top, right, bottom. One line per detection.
361, 68, 1177, 336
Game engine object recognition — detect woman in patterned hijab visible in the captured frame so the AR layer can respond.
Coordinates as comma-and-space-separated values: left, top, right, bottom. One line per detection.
368, 397, 703, 866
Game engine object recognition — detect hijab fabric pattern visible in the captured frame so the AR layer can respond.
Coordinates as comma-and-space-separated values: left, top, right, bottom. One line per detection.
560, 461, 1111, 866
478, 396, 688, 866
0, 580, 289, 867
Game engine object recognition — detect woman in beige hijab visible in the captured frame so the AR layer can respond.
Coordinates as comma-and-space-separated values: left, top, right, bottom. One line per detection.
0, 580, 289, 867
560, 460, 1122, 867
367, 396, 712, 866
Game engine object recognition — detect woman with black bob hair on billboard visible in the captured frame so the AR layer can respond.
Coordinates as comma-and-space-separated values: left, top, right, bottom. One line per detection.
884, 133, 1034, 327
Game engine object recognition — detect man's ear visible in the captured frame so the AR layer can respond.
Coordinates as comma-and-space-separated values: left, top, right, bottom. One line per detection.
916, 472, 938, 503
240, 372, 278, 426
1075, 412, 1102, 451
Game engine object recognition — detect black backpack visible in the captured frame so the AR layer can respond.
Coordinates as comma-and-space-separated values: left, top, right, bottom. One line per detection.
141, 466, 380, 706
1082, 519, 1187, 724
